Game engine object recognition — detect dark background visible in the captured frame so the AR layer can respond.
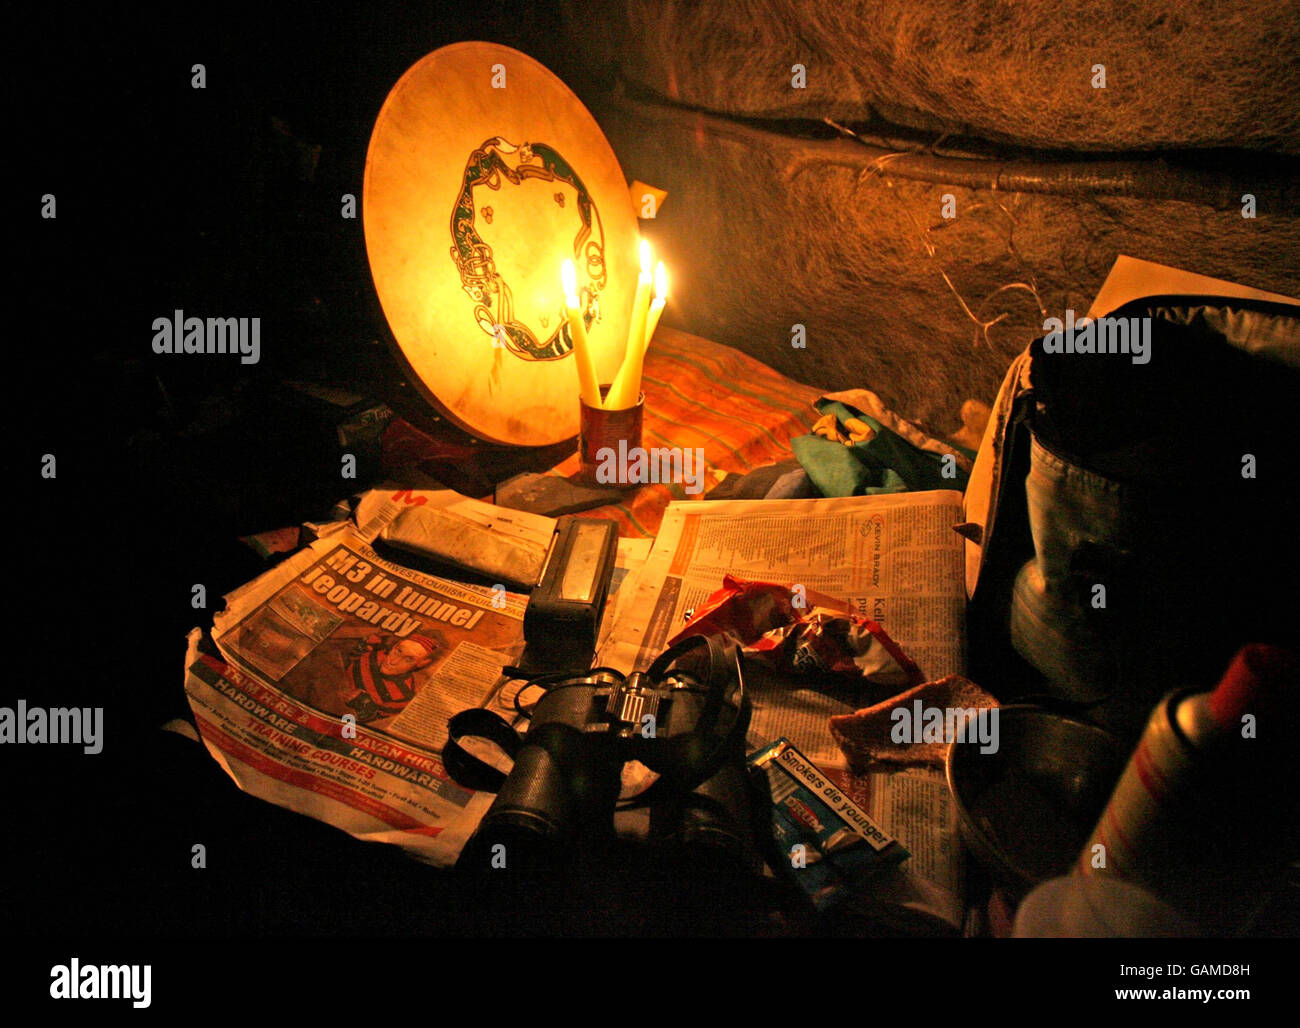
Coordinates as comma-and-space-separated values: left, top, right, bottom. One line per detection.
13, 1, 647, 939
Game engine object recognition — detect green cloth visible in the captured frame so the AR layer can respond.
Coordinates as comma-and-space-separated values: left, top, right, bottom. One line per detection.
791, 401, 973, 497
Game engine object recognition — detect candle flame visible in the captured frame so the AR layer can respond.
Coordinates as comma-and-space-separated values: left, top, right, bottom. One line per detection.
639, 238, 651, 275
561, 259, 577, 300
654, 261, 668, 300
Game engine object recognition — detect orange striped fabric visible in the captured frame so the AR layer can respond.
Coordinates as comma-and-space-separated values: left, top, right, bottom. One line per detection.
547, 327, 823, 537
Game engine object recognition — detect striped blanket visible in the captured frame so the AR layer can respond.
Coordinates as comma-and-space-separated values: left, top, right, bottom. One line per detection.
547, 327, 822, 537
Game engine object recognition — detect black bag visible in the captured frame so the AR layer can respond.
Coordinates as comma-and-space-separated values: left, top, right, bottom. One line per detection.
963, 295, 1300, 739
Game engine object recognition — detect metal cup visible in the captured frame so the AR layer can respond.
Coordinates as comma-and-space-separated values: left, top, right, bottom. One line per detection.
578, 390, 644, 485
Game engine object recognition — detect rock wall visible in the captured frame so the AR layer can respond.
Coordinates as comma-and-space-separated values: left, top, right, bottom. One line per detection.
563, 0, 1300, 153
591, 99, 1300, 433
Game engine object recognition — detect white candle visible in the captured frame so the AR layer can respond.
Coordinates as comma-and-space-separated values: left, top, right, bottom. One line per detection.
642, 261, 668, 350
562, 259, 602, 409
607, 239, 653, 410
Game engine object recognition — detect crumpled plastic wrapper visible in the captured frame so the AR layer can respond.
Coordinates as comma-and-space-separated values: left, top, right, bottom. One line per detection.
667, 575, 923, 689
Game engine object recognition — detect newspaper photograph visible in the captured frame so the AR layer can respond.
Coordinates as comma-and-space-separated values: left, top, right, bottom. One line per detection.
185, 516, 528, 866
185, 487, 652, 867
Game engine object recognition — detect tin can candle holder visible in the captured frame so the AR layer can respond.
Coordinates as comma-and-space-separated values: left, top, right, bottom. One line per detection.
578, 389, 645, 485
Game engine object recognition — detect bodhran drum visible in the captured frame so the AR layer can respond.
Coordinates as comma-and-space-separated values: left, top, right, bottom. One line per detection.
364, 42, 639, 446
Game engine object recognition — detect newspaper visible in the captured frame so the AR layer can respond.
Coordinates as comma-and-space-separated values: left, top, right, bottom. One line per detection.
183, 484, 967, 919
597, 490, 968, 929
354, 487, 553, 589
183, 487, 643, 867
831, 765, 966, 934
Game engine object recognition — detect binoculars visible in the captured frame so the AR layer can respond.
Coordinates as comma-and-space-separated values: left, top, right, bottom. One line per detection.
456, 634, 763, 875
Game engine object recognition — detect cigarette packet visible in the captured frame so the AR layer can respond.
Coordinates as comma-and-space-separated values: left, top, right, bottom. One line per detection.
749, 737, 908, 908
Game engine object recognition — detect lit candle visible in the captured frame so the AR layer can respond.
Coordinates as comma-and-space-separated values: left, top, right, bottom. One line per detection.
607, 239, 653, 410
642, 261, 668, 350
562, 259, 602, 409
606, 259, 667, 413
